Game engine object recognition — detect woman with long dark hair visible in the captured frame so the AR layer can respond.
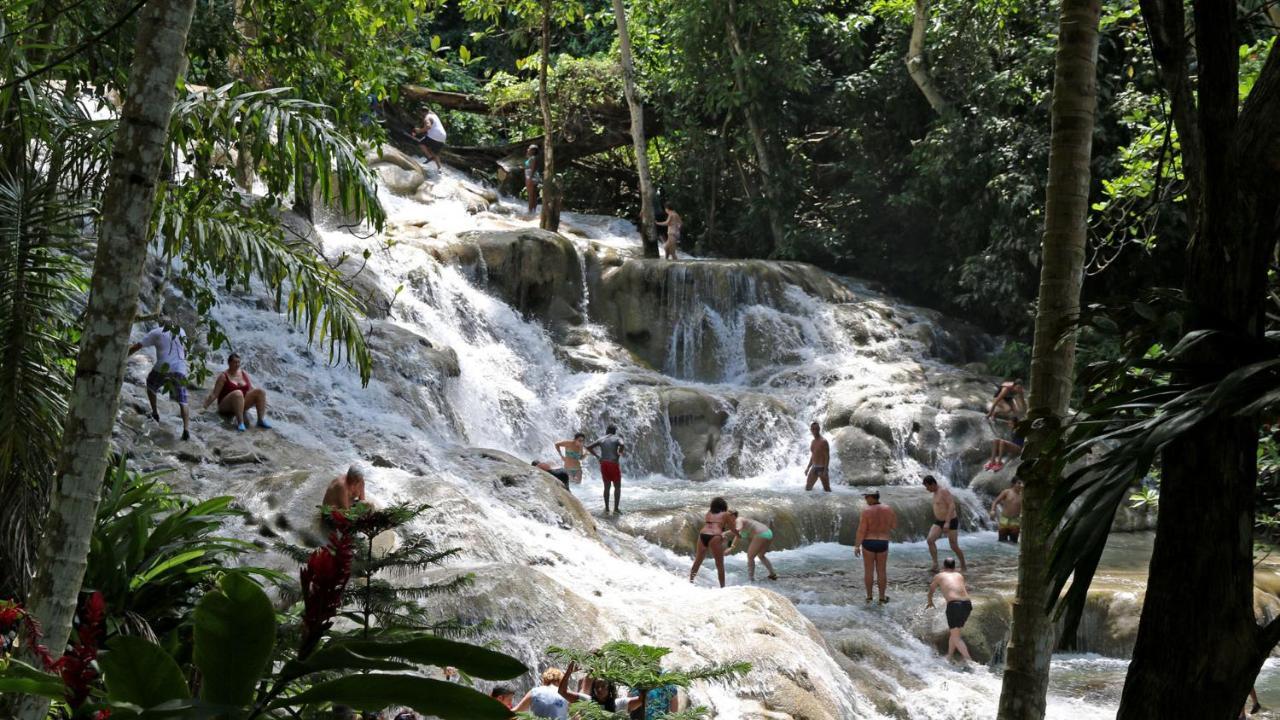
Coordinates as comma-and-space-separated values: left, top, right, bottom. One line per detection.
689, 497, 731, 588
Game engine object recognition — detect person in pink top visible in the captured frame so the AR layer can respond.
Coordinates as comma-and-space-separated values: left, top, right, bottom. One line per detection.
202, 352, 271, 432
854, 489, 897, 604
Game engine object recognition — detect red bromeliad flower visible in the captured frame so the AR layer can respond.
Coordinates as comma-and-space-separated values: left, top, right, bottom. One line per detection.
50, 591, 107, 710
298, 523, 354, 657
0, 599, 24, 634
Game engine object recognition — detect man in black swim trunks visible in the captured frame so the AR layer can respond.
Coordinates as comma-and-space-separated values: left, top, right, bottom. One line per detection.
532, 459, 571, 490
927, 558, 973, 664
923, 475, 966, 572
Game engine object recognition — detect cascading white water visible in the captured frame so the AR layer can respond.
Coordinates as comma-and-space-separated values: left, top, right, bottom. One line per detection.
135, 158, 1184, 718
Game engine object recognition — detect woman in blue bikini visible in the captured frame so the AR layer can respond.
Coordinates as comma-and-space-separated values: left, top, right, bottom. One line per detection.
555, 433, 587, 484
726, 510, 778, 582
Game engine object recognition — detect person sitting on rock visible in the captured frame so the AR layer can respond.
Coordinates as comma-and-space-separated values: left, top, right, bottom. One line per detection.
411, 105, 447, 172
202, 352, 271, 432
985, 417, 1024, 471
531, 459, 571, 490
655, 207, 682, 260
726, 510, 777, 582
323, 464, 369, 512
689, 497, 732, 588
926, 558, 974, 665
555, 433, 587, 484
989, 477, 1024, 543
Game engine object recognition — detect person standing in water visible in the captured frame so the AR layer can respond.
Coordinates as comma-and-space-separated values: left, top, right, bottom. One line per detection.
689, 497, 731, 587
854, 489, 897, 603
927, 558, 974, 665
587, 425, 626, 514
411, 105, 447, 171
555, 432, 587, 485
989, 477, 1024, 543
726, 510, 777, 582
523, 144, 542, 215
804, 421, 832, 491
923, 475, 966, 572
655, 207, 682, 260
129, 322, 192, 441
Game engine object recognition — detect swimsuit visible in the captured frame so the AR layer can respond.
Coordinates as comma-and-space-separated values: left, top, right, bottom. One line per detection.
563, 448, 583, 482
600, 461, 621, 484
946, 599, 973, 629
861, 539, 889, 553
698, 532, 718, 547
933, 517, 960, 531
216, 371, 252, 403
810, 465, 828, 473
998, 515, 1021, 529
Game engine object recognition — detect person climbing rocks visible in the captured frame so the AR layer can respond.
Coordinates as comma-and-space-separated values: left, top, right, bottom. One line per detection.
322, 464, 370, 512
531, 459, 572, 490
512, 664, 589, 719
128, 321, 191, 441
854, 489, 897, 603
985, 416, 1024, 471
987, 378, 1026, 420
202, 352, 272, 432
726, 510, 777, 582
989, 477, 1024, 543
655, 207, 682, 260
579, 677, 620, 712
923, 475, 966, 572
555, 432, 587, 484
411, 105, 447, 172
587, 425, 626, 514
926, 558, 973, 665
804, 421, 832, 492
628, 684, 679, 719
689, 497, 732, 587
523, 144, 542, 215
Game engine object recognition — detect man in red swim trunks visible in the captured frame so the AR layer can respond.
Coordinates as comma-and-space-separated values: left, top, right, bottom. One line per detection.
587, 425, 626, 515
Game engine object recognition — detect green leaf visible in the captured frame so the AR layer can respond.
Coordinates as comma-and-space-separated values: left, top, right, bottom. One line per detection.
460, 45, 471, 63
130, 549, 207, 590
193, 572, 275, 707
279, 644, 416, 681
336, 636, 527, 679
0, 659, 65, 699
431, 35, 441, 51
101, 636, 191, 708
273, 674, 512, 719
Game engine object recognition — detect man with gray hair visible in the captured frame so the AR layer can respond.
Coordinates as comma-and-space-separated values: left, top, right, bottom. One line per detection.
322, 464, 369, 511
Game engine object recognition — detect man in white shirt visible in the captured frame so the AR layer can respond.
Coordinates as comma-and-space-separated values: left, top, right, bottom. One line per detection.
411, 106, 447, 171
128, 324, 191, 440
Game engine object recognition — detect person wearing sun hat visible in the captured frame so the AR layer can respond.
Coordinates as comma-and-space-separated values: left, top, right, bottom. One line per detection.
854, 488, 897, 603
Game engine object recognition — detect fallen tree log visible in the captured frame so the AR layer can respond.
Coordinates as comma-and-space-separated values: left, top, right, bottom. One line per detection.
398, 85, 492, 114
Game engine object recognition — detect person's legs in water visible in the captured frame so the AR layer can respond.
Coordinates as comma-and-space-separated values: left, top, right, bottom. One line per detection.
752, 535, 776, 580
612, 479, 621, 514
219, 389, 248, 430
947, 527, 967, 571
861, 548, 876, 602
179, 400, 190, 440
804, 468, 819, 491
525, 177, 537, 214
711, 535, 727, 588
246, 387, 271, 428
875, 549, 889, 602
926, 523, 943, 572
601, 478, 611, 514
948, 627, 973, 663
819, 467, 831, 492
144, 370, 165, 421
745, 542, 757, 582
689, 538, 708, 582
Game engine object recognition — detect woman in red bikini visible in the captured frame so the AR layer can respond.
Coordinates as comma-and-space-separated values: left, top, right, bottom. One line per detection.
202, 352, 271, 431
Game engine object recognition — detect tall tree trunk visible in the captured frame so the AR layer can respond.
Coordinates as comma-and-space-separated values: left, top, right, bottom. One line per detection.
905, 0, 952, 114
610, 0, 658, 257
538, 0, 560, 232
16, 0, 197, 717
996, 1, 1101, 718
722, 0, 785, 255
1116, 3, 1280, 716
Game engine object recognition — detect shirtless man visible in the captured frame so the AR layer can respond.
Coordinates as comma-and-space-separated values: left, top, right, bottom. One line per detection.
854, 490, 897, 603
656, 208, 683, 260
926, 558, 973, 664
804, 422, 831, 492
990, 477, 1024, 543
322, 465, 369, 511
587, 425, 626, 514
923, 475, 966, 571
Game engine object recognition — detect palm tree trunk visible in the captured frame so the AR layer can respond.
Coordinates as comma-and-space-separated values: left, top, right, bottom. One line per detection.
996, 1, 1101, 718
16, 0, 197, 716
610, 0, 658, 257
722, 0, 785, 255
538, 0, 560, 232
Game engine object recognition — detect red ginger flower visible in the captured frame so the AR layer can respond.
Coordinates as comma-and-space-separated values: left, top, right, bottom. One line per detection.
298, 524, 354, 658
0, 600, 24, 634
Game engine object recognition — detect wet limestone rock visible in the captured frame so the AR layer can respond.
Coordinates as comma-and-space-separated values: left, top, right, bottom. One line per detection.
433, 229, 585, 332
367, 145, 426, 196
923, 595, 1011, 665
661, 387, 729, 480
830, 426, 896, 486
